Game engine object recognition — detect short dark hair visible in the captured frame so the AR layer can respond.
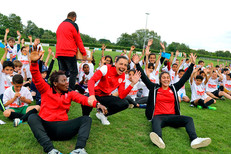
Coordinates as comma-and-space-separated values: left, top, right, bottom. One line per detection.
223, 68, 229, 72
12, 74, 23, 84
227, 73, 231, 78
148, 53, 156, 60
3, 61, 14, 69
186, 58, 189, 61
148, 63, 154, 69
115, 55, 128, 63
172, 63, 178, 67
67, 11, 76, 19
198, 60, 204, 64
178, 69, 185, 73
83, 63, 89, 68
196, 75, 204, 80
128, 69, 136, 74
49, 70, 66, 87
200, 71, 205, 75
8, 37, 15, 42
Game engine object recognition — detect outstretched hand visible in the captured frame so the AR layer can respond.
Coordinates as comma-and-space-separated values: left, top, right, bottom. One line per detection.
131, 71, 141, 85
132, 54, 141, 64
30, 46, 42, 63
190, 53, 197, 64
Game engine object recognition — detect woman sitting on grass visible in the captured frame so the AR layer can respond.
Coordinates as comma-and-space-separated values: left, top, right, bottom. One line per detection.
132, 53, 211, 149
28, 46, 107, 154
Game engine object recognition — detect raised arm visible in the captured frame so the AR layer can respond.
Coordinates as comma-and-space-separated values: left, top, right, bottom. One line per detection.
4, 28, 9, 45
1, 47, 8, 65
174, 53, 196, 91
101, 44, 106, 57
30, 46, 50, 94
132, 54, 155, 90
154, 52, 162, 71
118, 71, 141, 99
128, 45, 135, 64
17, 30, 21, 45
45, 48, 52, 67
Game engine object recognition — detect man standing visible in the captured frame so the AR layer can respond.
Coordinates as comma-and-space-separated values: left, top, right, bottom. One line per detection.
56, 11, 87, 90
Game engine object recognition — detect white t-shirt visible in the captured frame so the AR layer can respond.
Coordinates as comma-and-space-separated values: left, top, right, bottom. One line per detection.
0, 63, 5, 95
223, 78, 231, 91
78, 71, 94, 93
169, 69, 176, 84
125, 79, 145, 100
2, 73, 12, 91
206, 78, 218, 92
3, 86, 33, 109
174, 75, 186, 97
17, 51, 32, 79
6, 44, 18, 59
190, 80, 208, 102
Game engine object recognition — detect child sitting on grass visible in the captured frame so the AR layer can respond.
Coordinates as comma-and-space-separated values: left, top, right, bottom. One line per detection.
190, 69, 216, 110
3, 74, 40, 127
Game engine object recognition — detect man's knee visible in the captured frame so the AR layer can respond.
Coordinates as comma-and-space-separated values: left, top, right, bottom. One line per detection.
28, 113, 40, 124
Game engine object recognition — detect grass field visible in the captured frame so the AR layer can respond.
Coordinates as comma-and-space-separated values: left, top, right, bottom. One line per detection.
0, 46, 231, 153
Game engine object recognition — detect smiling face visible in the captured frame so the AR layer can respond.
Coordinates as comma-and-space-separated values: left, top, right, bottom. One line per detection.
115, 58, 128, 75
54, 75, 69, 92
128, 71, 135, 82
3, 66, 14, 75
160, 73, 171, 88
149, 55, 156, 63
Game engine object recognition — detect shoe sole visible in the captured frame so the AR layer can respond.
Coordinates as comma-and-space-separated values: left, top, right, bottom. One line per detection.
150, 132, 165, 149
96, 113, 110, 125
191, 138, 211, 149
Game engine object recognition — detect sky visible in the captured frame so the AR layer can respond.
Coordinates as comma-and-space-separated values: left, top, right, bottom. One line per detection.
1, 0, 231, 52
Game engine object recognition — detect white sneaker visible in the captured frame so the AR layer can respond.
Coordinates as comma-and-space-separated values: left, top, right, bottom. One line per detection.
96, 112, 110, 125
191, 137, 211, 149
70, 148, 87, 154
48, 149, 62, 154
150, 132, 165, 149
13, 118, 22, 127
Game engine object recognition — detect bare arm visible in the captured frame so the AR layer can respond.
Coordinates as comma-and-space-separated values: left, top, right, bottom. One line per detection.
4, 28, 9, 44
17, 31, 21, 44
101, 44, 106, 57
45, 48, 52, 67
1, 47, 8, 65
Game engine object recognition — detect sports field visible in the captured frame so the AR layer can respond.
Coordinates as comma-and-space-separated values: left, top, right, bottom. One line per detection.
0, 47, 230, 153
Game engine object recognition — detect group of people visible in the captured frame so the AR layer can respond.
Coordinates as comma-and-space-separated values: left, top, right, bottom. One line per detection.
1, 11, 230, 154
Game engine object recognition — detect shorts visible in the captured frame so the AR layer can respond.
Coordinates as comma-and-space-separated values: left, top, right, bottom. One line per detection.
9, 106, 28, 114
178, 89, 186, 99
211, 90, 222, 98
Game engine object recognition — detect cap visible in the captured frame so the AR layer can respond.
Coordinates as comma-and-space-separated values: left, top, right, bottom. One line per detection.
41, 65, 48, 73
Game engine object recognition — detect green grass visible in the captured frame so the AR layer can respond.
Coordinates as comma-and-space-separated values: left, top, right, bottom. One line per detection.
0, 47, 231, 153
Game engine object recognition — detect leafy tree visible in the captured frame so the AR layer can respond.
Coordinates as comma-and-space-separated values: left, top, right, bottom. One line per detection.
80, 33, 97, 44
98, 39, 111, 44
116, 33, 134, 47
24, 20, 40, 38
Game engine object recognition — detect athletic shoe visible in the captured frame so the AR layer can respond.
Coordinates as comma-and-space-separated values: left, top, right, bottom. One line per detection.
128, 104, 134, 108
139, 104, 147, 108
48, 149, 62, 154
150, 132, 165, 149
197, 105, 203, 109
191, 137, 211, 149
70, 148, 88, 154
96, 112, 110, 125
220, 97, 225, 100
13, 118, 22, 127
208, 106, 217, 110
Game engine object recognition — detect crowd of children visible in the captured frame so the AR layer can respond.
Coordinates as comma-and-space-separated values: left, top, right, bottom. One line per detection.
1, 28, 231, 153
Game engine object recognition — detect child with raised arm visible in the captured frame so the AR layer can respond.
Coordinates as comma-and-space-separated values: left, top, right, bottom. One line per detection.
3, 74, 40, 127
4, 29, 21, 61
206, 69, 231, 100
190, 68, 216, 110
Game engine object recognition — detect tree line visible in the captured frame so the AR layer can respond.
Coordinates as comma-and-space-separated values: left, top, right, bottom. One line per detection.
0, 13, 230, 59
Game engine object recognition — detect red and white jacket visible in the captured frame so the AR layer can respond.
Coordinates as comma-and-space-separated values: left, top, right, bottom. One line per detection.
88, 65, 133, 99
30, 62, 96, 121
